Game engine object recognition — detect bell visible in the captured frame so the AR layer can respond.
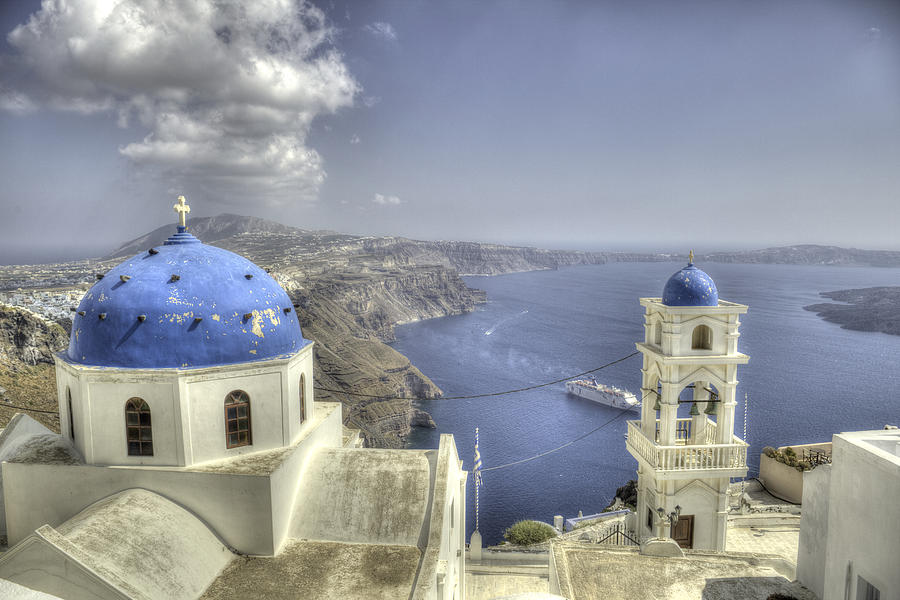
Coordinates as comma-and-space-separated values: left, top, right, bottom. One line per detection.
704, 400, 717, 415
653, 396, 661, 412
690, 402, 699, 416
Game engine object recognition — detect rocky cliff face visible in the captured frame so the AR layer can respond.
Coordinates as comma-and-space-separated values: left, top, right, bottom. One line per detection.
291, 266, 480, 447
0, 305, 67, 368
0, 304, 67, 431
361, 238, 608, 275
300, 266, 486, 341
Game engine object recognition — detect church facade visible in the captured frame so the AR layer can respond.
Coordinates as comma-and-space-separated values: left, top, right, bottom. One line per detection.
0, 200, 467, 600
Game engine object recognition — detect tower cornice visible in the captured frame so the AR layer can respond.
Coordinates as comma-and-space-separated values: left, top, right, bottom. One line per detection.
640, 297, 748, 315
636, 342, 749, 365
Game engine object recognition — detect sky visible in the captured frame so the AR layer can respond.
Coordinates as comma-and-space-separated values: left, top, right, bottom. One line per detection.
0, 0, 898, 263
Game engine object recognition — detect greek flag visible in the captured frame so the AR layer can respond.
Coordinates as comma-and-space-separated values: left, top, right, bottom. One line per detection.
474, 427, 484, 488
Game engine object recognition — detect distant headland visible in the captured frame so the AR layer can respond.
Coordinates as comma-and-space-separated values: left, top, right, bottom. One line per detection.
805, 287, 900, 337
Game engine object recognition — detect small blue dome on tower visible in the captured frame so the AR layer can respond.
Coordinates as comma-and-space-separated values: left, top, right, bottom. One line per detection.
67, 206, 308, 369
661, 254, 719, 307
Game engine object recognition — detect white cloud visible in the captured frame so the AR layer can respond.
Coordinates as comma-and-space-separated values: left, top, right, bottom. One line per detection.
0, 89, 36, 114
350, 134, 361, 144
362, 95, 381, 108
373, 193, 401, 205
2, 0, 359, 206
363, 22, 397, 42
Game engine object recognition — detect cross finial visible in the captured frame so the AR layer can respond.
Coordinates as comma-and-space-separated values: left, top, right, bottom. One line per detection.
174, 195, 190, 228
688, 249, 694, 264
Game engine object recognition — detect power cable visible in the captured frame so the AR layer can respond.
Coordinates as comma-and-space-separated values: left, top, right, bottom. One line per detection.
481, 402, 638, 472
749, 477, 800, 506
0, 402, 59, 415
314, 351, 640, 401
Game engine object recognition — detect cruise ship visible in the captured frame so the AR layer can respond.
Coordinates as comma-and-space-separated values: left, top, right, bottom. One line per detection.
565, 376, 641, 412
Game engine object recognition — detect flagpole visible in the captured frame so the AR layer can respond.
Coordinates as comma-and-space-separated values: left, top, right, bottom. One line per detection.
474, 427, 483, 533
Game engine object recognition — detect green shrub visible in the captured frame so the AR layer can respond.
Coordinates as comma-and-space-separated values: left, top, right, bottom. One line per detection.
763, 446, 776, 458
783, 447, 796, 457
503, 520, 558, 546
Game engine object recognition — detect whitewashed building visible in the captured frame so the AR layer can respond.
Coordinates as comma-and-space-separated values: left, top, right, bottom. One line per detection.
0, 201, 467, 600
798, 427, 900, 600
626, 257, 749, 551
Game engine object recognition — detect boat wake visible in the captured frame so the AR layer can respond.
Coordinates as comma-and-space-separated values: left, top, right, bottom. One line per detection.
484, 309, 529, 336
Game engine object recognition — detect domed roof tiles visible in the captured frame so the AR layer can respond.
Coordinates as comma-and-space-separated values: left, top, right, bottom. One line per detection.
67, 229, 307, 369
661, 261, 719, 307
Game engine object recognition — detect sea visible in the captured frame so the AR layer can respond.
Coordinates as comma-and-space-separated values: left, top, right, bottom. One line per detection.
392, 262, 900, 546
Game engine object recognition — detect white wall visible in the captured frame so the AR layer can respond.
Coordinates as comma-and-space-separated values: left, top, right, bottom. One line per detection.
435, 435, 466, 600
672, 479, 720, 551
2, 461, 273, 555
55, 367, 84, 456
186, 370, 284, 464
820, 432, 900, 600
54, 345, 312, 468
284, 351, 314, 446
410, 434, 466, 600
269, 402, 343, 553
3, 400, 343, 556
0, 415, 57, 537
85, 382, 178, 466
673, 316, 729, 356
797, 463, 831, 600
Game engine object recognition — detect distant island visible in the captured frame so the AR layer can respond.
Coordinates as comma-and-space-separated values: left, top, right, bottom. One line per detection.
703, 244, 900, 267
804, 287, 900, 336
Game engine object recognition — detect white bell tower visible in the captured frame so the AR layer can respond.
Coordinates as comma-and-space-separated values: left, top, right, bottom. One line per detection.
625, 256, 749, 551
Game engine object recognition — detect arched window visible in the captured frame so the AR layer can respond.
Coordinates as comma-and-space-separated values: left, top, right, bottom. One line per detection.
125, 398, 153, 456
299, 373, 306, 424
225, 390, 252, 449
691, 324, 712, 350
67, 387, 75, 442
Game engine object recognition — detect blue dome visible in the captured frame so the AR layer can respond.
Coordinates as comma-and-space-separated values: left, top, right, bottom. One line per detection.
661, 262, 719, 307
67, 230, 308, 369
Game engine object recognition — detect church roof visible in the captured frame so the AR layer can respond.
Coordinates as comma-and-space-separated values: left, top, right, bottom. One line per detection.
661, 260, 719, 307
51, 489, 232, 600
67, 227, 308, 369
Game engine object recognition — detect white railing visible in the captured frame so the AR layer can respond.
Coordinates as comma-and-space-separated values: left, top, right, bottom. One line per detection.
627, 420, 747, 472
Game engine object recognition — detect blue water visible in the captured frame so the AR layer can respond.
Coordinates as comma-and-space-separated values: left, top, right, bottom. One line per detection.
393, 262, 900, 545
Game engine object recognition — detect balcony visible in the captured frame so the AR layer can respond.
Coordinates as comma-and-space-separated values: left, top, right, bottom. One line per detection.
626, 420, 748, 478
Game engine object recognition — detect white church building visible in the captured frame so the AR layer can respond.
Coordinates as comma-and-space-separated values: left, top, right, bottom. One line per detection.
626, 256, 749, 551
0, 200, 467, 600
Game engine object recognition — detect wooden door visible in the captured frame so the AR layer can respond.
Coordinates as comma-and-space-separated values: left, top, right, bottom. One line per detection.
672, 515, 694, 549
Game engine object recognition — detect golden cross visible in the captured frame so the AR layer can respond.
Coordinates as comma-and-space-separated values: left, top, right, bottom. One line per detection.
689, 249, 694, 264
174, 195, 190, 227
